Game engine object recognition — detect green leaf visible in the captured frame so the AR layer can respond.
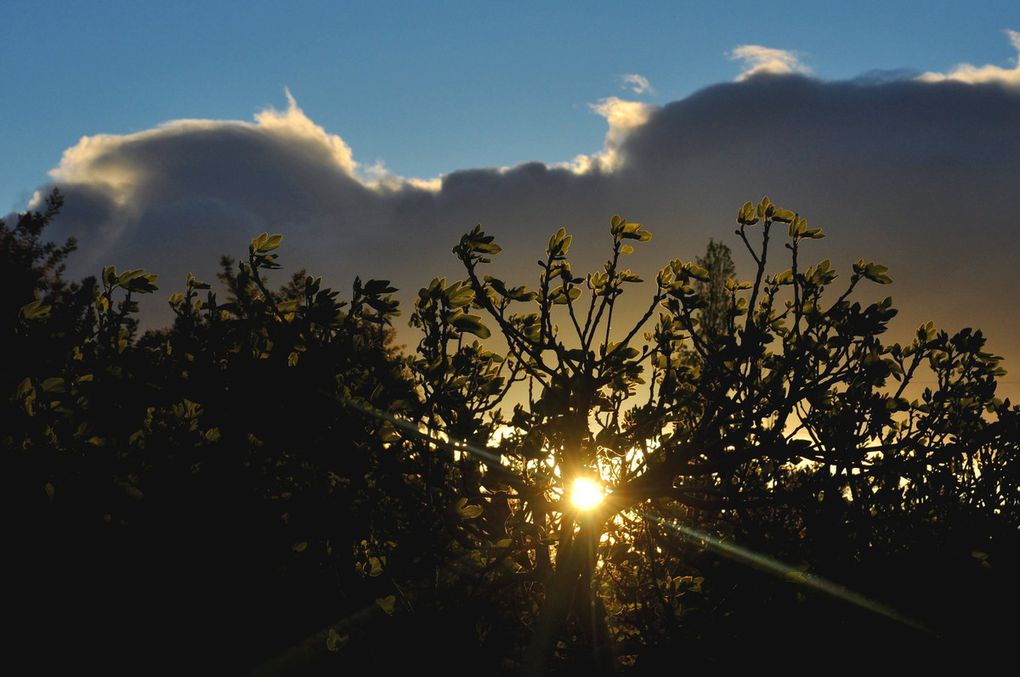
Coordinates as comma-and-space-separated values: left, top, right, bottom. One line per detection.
118, 270, 159, 293
737, 201, 759, 226
186, 272, 211, 290
789, 216, 807, 238
41, 377, 64, 392
375, 595, 397, 615
548, 227, 572, 257
686, 264, 711, 282
549, 286, 582, 305
326, 628, 350, 653
121, 483, 144, 500
772, 207, 796, 223
251, 232, 284, 254
620, 270, 642, 283
618, 220, 652, 241
19, 300, 52, 321
450, 312, 491, 339
264, 233, 283, 251
456, 497, 484, 519
444, 281, 476, 308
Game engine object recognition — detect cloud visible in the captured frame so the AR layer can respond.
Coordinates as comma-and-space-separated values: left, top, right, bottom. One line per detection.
33, 91, 438, 270
620, 73, 654, 95
728, 44, 812, 80
560, 97, 657, 173
917, 29, 1020, 87
18, 60, 1020, 401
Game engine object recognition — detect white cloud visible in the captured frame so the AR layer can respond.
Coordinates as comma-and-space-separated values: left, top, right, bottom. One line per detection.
590, 97, 654, 133
917, 29, 1020, 87
48, 91, 437, 208
560, 97, 657, 174
620, 73, 654, 95
255, 89, 358, 174
728, 44, 812, 81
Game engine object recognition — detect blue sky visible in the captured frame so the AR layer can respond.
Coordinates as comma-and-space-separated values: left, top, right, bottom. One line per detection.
2, 0, 1019, 211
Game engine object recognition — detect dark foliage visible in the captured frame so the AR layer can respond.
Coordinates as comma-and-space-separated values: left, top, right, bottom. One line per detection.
3, 192, 1017, 674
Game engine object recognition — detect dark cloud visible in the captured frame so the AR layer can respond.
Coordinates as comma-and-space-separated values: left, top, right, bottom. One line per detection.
19, 75, 1020, 398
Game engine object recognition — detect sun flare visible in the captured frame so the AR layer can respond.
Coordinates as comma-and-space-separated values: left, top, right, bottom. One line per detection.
570, 477, 604, 511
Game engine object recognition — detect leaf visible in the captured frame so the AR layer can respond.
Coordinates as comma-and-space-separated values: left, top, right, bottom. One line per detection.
264, 233, 283, 251
549, 286, 582, 305
619, 222, 652, 241
186, 272, 211, 290
456, 498, 484, 519
686, 264, 711, 282
119, 270, 159, 293
444, 281, 476, 308
854, 260, 892, 284
547, 227, 572, 257
451, 312, 491, 339
772, 207, 796, 223
737, 201, 759, 226
363, 279, 397, 295
479, 377, 506, 396
251, 232, 284, 254
19, 300, 52, 321
121, 483, 144, 500
375, 595, 397, 615
789, 216, 807, 238
619, 270, 642, 284
41, 377, 64, 392
774, 269, 795, 285
326, 628, 350, 652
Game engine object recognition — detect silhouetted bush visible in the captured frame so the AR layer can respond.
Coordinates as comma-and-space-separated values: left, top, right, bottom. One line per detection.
4, 192, 1016, 673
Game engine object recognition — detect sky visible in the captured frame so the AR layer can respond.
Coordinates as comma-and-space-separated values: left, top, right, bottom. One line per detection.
2, 1, 1020, 397
3, 0, 1020, 210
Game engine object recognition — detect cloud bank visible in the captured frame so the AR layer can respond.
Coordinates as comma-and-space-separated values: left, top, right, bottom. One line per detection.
918, 29, 1020, 86
21, 35, 1020, 398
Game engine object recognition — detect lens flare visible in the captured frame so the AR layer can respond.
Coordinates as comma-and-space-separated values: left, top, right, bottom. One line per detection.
570, 477, 604, 511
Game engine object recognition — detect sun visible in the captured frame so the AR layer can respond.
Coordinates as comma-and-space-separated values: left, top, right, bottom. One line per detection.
570, 477, 604, 511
